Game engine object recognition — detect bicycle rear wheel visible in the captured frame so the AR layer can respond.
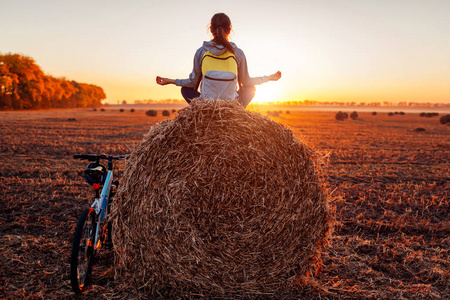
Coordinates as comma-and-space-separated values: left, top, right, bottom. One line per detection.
70, 207, 97, 293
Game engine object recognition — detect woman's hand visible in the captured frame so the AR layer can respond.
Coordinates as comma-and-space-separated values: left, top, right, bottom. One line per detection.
156, 76, 175, 85
268, 71, 282, 81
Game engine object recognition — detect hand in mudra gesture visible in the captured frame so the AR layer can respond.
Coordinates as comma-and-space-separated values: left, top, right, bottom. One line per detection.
269, 71, 282, 81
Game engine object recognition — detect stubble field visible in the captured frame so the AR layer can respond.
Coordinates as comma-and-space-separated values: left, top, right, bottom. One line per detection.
0, 107, 449, 299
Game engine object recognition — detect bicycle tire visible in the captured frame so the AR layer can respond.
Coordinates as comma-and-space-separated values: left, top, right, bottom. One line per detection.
70, 207, 97, 293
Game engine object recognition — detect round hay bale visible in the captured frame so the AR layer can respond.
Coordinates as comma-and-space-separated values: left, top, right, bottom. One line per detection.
414, 127, 426, 132
335, 111, 345, 121
399, 111, 405, 115
388, 112, 394, 116
112, 99, 332, 298
100, 108, 105, 111
172, 109, 177, 113
371, 111, 377, 116
267, 110, 280, 117
350, 111, 358, 120
130, 108, 135, 112
145, 109, 157, 117
119, 108, 125, 112
162, 109, 171, 116
93, 108, 97, 111
440, 114, 450, 124
420, 112, 426, 117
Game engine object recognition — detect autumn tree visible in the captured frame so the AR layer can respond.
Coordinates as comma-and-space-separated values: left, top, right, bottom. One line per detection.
0, 53, 106, 110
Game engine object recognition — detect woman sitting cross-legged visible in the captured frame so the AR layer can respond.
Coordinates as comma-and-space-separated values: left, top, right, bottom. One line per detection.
156, 12, 281, 108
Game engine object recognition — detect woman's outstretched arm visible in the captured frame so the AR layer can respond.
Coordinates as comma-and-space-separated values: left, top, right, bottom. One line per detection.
156, 76, 175, 85
236, 48, 281, 86
269, 71, 282, 81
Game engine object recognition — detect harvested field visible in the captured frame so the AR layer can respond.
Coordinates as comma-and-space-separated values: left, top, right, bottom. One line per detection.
0, 107, 449, 299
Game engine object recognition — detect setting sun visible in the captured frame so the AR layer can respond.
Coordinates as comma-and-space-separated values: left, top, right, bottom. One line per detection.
252, 83, 283, 104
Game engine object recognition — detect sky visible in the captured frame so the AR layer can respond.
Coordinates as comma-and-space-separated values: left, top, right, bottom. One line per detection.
1, 0, 449, 104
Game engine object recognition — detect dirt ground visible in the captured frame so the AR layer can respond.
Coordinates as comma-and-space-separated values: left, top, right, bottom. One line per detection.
0, 107, 449, 299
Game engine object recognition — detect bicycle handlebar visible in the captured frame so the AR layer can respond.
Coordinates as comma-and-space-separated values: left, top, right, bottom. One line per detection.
73, 154, 130, 162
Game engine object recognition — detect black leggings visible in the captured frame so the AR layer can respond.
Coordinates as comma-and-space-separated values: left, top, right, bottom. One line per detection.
181, 86, 256, 108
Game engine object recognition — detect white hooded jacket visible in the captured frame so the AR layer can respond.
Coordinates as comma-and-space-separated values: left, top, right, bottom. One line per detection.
174, 41, 270, 100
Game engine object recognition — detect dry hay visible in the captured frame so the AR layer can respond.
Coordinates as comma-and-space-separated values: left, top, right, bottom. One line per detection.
145, 109, 157, 117
335, 111, 345, 121
350, 111, 358, 120
266, 110, 280, 117
111, 99, 332, 298
440, 114, 450, 124
162, 109, 171, 116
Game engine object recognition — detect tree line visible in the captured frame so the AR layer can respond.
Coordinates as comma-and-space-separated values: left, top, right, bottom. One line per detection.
0, 53, 106, 110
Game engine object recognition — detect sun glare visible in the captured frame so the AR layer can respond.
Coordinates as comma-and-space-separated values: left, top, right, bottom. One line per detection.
252, 84, 282, 104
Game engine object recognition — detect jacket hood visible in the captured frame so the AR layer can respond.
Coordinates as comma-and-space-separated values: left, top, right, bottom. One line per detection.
203, 41, 237, 55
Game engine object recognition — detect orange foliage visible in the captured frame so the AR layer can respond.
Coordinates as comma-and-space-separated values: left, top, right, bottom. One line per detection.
0, 53, 105, 110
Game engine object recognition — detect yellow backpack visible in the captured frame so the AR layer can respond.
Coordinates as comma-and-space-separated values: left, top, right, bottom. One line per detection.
200, 50, 238, 100
201, 50, 238, 76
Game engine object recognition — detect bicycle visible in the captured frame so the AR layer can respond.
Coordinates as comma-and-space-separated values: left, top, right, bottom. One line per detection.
70, 153, 129, 293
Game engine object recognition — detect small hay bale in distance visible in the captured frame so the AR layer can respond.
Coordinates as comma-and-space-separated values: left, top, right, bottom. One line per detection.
130, 108, 135, 112
414, 127, 426, 132
388, 112, 394, 116
145, 109, 157, 117
350, 111, 358, 120
100, 108, 105, 111
440, 115, 450, 124
172, 109, 177, 113
371, 111, 377, 115
93, 108, 97, 111
119, 108, 124, 112
162, 109, 171, 116
112, 99, 332, 298
335, 111, 345, 121
399, 111, 405, 115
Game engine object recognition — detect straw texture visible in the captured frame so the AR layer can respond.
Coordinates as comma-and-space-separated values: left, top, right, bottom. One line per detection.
111, 99, 332, 298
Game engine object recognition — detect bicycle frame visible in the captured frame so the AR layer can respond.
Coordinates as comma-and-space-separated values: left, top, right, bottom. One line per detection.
71, 153, 128, 294
90, 170, 113, 250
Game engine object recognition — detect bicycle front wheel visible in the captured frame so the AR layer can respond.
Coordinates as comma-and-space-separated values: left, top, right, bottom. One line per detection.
70, 207, 97, 293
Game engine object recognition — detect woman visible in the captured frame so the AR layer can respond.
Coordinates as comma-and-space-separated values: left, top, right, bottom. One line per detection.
156, 13, 281, 108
